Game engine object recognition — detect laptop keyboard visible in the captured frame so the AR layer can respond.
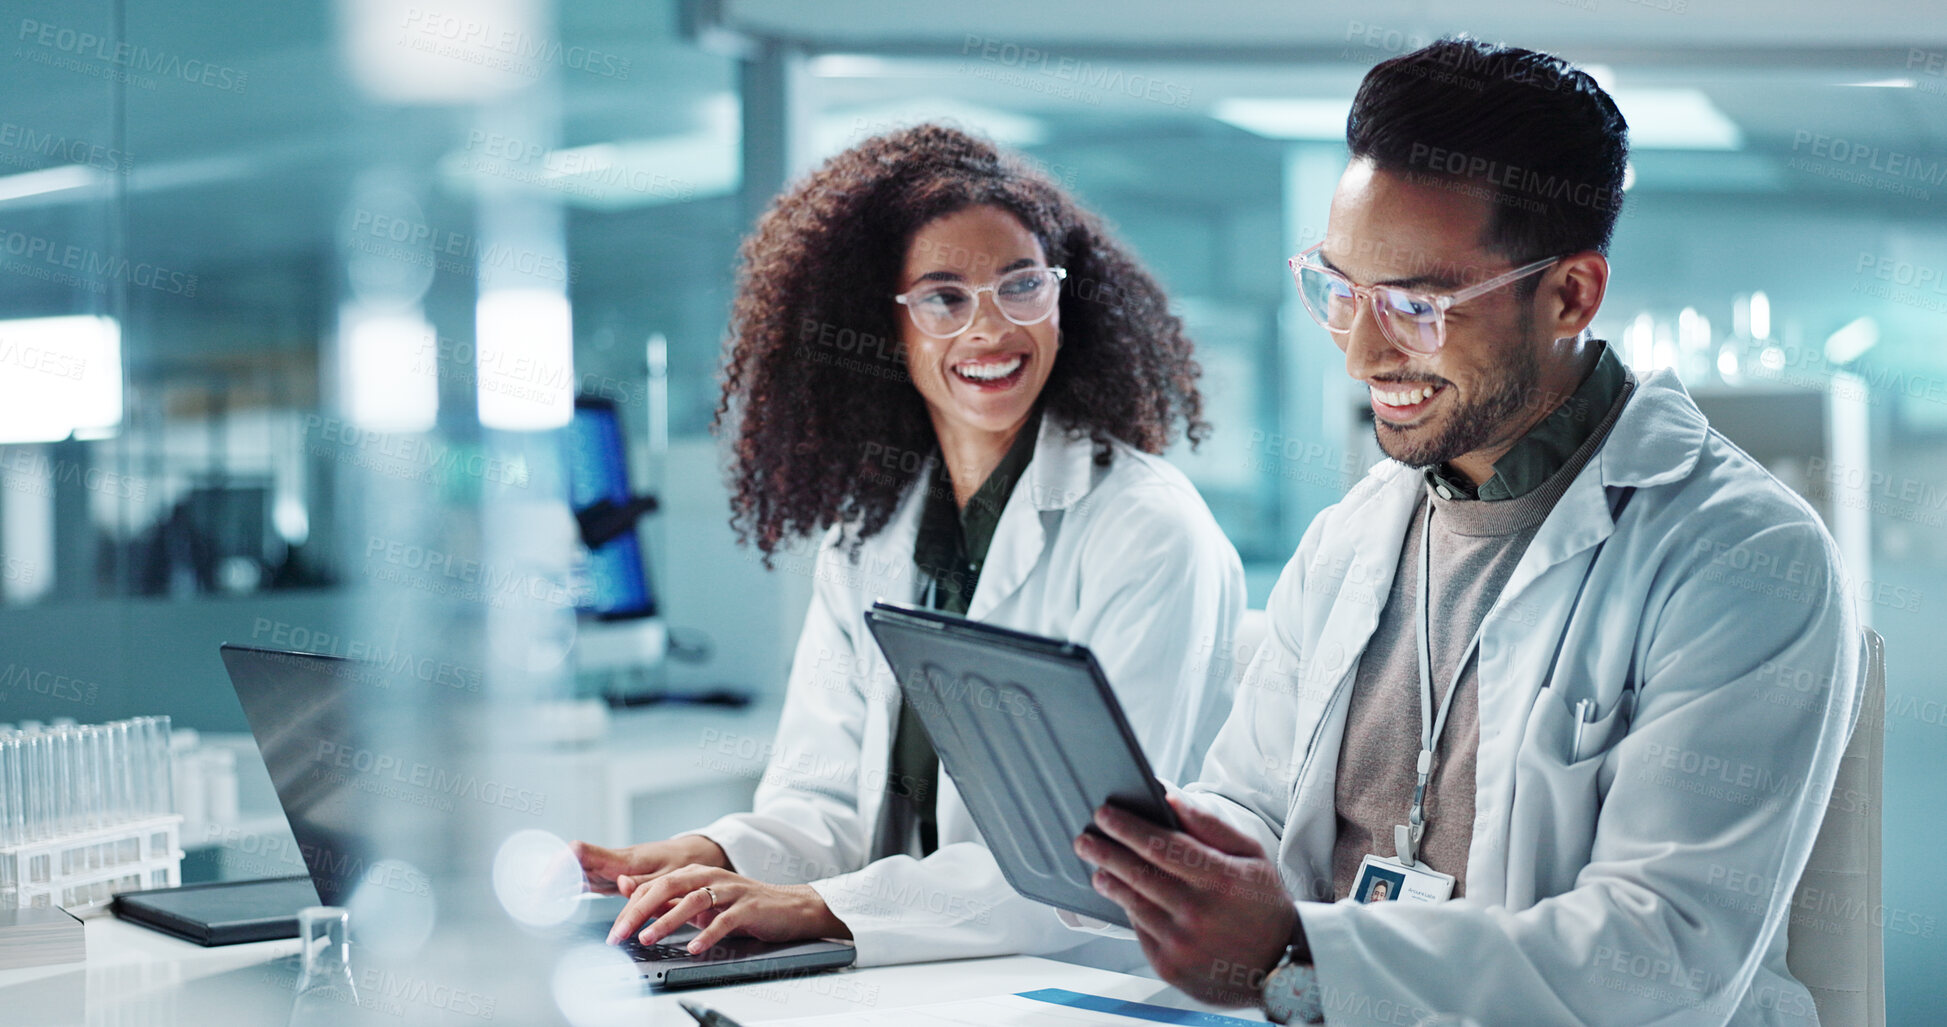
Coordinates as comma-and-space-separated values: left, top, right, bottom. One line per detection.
620, 937, 700, 962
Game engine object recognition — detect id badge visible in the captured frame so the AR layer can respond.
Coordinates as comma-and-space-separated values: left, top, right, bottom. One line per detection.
1352, 853, 1455, 904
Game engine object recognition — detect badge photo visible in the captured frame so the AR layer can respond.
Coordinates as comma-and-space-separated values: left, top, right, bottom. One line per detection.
1355, 862, 1405, 903
1353, 854, 1455, 905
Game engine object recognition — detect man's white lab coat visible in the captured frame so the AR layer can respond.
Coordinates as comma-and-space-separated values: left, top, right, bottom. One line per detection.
1184, 370, 1862, 1026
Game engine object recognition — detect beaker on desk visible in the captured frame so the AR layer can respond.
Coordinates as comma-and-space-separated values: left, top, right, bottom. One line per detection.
289, 905, 361, 1027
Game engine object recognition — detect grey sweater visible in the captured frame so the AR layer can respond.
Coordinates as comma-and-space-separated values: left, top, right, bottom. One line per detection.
1331, 375, 1634, 899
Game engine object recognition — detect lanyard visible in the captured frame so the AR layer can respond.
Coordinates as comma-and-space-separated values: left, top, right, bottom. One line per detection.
1396, 498, 1488, 869
1391, 485, 1638, 868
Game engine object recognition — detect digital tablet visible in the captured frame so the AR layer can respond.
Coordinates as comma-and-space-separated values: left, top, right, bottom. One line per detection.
862, 600, 1179, 928
112, 876, 319, 946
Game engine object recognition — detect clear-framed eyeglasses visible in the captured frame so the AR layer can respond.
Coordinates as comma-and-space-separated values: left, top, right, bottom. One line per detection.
893, 266, 1067, 339
1288, 243, 1561, 355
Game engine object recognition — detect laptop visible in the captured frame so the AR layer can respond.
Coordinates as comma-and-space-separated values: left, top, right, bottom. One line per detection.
216, 642, 855, 989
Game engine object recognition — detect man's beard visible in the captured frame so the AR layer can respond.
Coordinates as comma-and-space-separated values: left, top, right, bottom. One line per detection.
1373, 335, 1542, 471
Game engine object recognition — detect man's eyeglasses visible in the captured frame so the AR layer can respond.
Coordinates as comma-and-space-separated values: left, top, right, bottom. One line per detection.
893, 266, 1067, 339
1288, 243, 1561, 355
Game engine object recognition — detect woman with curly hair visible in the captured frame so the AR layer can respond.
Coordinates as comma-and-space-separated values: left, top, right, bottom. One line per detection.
575, 124, 1244, 968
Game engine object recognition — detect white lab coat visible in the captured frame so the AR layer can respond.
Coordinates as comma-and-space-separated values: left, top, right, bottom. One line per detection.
694, 412, 1246, 967
1179, 370, 1862, 1026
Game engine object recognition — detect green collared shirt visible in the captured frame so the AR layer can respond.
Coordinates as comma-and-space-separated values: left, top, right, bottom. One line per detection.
891, 409, 1043, 855
1426, 344, 1628, 501
910, 408, 1043, 614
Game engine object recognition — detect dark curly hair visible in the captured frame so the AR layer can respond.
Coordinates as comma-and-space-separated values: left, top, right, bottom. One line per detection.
714, 123, 1208, 561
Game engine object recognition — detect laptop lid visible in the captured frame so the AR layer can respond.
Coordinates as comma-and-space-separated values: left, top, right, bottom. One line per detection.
218, 644, 396, 907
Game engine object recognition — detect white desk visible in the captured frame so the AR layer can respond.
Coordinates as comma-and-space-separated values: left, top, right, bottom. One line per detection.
0, 914, 1269, 1025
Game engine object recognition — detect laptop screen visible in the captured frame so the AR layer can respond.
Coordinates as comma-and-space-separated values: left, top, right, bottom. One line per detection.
218, 643, 420, 907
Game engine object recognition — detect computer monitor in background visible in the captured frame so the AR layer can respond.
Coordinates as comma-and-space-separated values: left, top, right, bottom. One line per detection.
567, 396, 658, 622
566, 396, 671, 688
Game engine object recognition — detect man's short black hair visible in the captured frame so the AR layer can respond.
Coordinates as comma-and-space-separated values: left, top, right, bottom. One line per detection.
1346, 38, 1629, 264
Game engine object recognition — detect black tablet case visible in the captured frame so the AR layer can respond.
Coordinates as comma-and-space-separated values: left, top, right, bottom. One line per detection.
112, 876, 319, 946
862, 602, 1179, 929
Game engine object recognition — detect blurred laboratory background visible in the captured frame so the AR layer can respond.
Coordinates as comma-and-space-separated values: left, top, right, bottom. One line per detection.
0, 0, 1942, 1020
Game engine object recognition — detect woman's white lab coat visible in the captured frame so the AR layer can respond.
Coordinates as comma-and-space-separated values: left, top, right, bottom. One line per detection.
1182, 370, 1862, 1026
694, 413, 1246, 967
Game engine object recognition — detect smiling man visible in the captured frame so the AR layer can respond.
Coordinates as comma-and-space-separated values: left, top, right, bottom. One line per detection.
1074, 39, 1863, 1026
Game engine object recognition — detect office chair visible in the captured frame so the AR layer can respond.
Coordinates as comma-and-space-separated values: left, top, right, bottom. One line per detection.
1785, 628, 1886, 1027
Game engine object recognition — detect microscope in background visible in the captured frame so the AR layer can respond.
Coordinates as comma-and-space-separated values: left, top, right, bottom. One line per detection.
567, 395, 744, 710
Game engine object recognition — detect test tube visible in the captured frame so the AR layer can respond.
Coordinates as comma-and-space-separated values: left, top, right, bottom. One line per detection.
12, 729, 29, 845
121, 719, 139, 821
40, 729, 60, 840
22, 729, 48, 841
48, 726, 74, 837
108, 720, 133, 825
80, 724, 105, 833
93, 723, 112, 828
123, 720, 148, 819
0, 731, 19, 848
64, 726, 83, 834
147, 717, 175, 816
74, 724, 94, 833
121, 720, 143, 822
15, 728, 33, 842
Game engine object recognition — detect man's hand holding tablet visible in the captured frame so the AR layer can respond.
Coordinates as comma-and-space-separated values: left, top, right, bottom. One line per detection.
1075, 796, 1300, 1008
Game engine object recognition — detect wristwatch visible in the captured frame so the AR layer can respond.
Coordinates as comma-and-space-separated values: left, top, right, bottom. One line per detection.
1262, 925, 1323, 1025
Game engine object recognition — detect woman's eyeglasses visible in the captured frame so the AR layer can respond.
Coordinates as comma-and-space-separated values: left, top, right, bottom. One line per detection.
893, 266, 1067, 339
1288, 243, 1561, 355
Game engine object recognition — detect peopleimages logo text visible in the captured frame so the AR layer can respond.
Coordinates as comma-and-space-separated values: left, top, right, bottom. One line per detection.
959, 35, 1194, 108
16, 18, 248, 92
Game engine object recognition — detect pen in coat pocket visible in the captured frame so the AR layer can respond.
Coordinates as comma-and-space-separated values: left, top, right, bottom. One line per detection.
1571, 698, 1596, 760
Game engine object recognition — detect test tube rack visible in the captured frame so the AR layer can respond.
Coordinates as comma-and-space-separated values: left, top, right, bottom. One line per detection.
0, 812, 183, 914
